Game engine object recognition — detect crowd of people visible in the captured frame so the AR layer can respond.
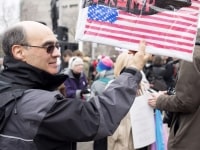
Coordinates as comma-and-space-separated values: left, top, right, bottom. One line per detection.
0, 20, 200, 150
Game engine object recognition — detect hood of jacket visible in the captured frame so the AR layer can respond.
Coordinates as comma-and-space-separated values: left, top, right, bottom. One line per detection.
0, 56, 68, 93
95, 69, 114, 80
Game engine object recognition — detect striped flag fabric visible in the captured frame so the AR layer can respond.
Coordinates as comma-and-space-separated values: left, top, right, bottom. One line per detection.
75, 0, 200, 61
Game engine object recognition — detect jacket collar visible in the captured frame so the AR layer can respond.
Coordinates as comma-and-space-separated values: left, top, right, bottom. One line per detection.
0, 56, 68, 91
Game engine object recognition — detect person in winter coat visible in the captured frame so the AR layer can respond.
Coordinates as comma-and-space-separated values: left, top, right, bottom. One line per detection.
145, 55, 167, 91
148, 40, 200, 150
0, 21, 150, 150
108, 51, 151, 150
63, 56, 89, 100
91, 56, 115, 150
91, 56, 115, 96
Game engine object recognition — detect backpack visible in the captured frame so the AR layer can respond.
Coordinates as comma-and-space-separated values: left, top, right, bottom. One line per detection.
0, 89, 25, 132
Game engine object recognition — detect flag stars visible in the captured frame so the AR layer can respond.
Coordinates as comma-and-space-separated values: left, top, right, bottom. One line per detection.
88, 4, 118, 23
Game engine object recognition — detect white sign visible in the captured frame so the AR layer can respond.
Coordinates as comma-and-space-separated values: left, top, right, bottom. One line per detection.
130, 93, 155, 149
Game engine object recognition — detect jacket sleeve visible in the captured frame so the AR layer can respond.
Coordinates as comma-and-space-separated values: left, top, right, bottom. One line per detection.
64, 79, 76, 98
34, 69, 142, 143
156, 59, 200, 113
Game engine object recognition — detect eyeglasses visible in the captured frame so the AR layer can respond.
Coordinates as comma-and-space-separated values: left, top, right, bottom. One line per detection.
21, 43, 60, 54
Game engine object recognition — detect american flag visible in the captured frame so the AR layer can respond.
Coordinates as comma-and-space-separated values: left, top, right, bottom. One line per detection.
75, 0, 200, 61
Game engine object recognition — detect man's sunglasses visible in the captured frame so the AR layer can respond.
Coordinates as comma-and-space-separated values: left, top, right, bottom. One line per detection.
21, 43, 60, 54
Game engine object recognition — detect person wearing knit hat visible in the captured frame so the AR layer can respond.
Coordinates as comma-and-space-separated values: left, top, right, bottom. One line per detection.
91, 56, 115, 150
96, 56, 114, 72
63, 56, 89, 103
68, 56, 84, 70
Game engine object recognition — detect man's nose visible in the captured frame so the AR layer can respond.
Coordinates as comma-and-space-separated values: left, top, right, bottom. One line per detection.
52, 47, 61, 57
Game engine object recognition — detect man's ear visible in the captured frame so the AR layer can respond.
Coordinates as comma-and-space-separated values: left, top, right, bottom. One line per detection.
11, 45, 25, 60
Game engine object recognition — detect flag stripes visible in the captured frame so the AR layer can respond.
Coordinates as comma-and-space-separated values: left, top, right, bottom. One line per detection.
76, 0, 200, 61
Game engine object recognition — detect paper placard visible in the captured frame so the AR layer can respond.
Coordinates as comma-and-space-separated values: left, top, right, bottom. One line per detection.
130, 93, 155, 149
76, 0, 200, 61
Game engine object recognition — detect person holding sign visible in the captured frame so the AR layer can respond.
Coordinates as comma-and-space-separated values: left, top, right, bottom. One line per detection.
148, 33, 200, 150
0, 21, 150, 150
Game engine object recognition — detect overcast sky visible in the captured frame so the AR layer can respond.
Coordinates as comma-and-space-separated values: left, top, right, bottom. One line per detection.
0, 0, 20, 33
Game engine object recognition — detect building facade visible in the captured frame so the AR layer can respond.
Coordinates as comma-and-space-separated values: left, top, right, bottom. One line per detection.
20, 0, 118, 58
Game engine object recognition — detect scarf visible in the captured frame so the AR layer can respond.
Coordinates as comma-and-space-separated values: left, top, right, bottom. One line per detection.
0, 56, 68, 92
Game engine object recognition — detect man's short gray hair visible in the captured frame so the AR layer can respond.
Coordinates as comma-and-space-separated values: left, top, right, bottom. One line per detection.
2, 25, 27, 56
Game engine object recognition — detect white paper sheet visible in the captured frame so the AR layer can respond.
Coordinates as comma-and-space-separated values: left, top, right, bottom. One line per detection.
130, 93, 155, 149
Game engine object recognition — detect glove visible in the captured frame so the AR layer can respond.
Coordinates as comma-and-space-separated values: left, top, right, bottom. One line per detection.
80, 89, 90, 96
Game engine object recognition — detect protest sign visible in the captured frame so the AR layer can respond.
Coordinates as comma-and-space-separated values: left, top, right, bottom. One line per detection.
130, 93, 155, 149
76, 0, 200, 61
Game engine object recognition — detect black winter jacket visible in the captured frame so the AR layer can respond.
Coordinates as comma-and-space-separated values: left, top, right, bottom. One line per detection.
0, 56, 142, 150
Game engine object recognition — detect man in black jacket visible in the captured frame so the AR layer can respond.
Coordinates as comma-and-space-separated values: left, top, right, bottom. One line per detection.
0, 21, 149, 150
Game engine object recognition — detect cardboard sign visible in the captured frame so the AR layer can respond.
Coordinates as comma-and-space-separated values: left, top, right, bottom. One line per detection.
76, 0, 200, 61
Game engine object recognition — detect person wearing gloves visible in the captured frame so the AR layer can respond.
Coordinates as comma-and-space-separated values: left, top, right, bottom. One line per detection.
0, 21, 150, 150
63, 56, 90, 100
148, 37, 200, 149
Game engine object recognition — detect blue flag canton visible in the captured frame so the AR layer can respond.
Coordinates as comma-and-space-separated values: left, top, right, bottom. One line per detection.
88, 5, 118, 23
